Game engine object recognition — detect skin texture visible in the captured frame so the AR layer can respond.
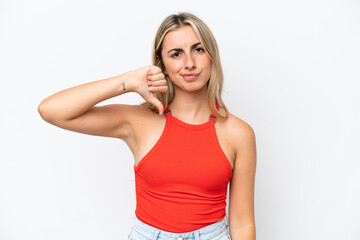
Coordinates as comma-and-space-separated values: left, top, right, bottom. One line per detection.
161, 26, 212, 94
38, 25, 256, 240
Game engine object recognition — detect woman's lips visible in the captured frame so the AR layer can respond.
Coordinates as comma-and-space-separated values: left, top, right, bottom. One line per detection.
182, 73, 199, 81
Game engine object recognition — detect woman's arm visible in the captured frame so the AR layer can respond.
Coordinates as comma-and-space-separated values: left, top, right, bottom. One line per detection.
228, 119, 257, 240
38, 66, 167, 140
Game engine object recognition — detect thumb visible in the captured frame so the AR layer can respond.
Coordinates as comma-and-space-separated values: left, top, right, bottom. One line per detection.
147, 93, 164, 115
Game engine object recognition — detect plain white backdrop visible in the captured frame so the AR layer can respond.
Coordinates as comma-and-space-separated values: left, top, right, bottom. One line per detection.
0, 0, 359, 239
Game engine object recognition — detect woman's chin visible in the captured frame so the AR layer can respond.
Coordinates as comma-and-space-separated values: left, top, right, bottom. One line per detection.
173, 82, 208, 93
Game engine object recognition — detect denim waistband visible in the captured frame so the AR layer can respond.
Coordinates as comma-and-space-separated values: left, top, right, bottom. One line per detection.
130, 214, 229, 240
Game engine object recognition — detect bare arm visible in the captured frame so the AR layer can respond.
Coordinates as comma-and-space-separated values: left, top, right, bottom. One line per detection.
38, 66, 167, 140
228, 120, 257, 240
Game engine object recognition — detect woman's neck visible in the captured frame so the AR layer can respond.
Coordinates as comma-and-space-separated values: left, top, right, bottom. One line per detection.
168, 86, 210, 123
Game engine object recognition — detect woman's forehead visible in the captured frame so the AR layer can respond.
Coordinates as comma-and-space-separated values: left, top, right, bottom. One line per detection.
162, 26, 200, 50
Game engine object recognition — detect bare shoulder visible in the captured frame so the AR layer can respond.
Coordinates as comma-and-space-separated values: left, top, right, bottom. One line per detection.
218, 109, 255, 140
216, 109, 256, 158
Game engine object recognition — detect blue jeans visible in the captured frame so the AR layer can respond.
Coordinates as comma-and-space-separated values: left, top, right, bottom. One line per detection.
128, 214, 231, 240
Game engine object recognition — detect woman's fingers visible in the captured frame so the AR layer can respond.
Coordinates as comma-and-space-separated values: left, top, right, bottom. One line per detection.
147, 72, 165, 81
147, 69, 167, 92
149, 85, 168, 93
148, 79, 167, 87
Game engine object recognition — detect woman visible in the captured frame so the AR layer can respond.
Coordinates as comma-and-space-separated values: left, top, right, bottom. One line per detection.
38, 12, 256, 240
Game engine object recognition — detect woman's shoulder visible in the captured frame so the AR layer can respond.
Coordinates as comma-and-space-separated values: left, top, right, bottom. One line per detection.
217, 108, 255, 140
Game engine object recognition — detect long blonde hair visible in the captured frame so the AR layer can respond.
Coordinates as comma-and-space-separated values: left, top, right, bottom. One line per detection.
143, 12, 228, 119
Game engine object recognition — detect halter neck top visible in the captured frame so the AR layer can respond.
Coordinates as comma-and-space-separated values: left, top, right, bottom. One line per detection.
133, 105, 232, 233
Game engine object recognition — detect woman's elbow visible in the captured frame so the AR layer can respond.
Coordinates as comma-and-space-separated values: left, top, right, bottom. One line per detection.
38, 101, 54, 123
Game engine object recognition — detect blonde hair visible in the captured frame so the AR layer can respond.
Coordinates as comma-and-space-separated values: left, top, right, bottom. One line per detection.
143, 12, 228, 119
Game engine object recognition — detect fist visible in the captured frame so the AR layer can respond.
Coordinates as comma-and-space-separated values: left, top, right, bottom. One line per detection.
132, 65, 168, 115
147, 66, 168, 94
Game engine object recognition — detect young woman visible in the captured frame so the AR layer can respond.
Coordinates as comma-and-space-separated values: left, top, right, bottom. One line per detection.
38, 12, 256, 240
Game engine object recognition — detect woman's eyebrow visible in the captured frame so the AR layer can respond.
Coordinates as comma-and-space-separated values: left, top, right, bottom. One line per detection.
167, 42, 202, 53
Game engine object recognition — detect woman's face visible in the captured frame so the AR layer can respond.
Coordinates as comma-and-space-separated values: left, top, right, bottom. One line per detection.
161, 25, 212, 93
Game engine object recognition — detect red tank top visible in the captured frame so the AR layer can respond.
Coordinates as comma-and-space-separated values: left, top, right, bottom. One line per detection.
133, 105, 233, 233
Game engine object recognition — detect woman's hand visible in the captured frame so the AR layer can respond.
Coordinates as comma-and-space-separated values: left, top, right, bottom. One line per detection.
38, 65, 168, 140
130, 65, 168, 115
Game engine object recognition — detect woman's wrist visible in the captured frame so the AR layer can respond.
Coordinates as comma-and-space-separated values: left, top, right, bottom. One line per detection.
113, 71, 137, 94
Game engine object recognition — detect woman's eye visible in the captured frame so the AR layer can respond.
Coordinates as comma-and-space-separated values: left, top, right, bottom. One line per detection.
195, 47, 204, 52
172, 52, 180, 58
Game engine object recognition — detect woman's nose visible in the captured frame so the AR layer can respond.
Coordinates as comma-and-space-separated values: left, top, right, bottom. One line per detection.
184, 55, 196, 70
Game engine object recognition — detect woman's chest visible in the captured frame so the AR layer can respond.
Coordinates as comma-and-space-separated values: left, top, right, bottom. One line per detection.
132, 117, 235, 172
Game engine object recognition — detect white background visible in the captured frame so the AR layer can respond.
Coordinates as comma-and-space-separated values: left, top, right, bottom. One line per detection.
0, 0, 359, 239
